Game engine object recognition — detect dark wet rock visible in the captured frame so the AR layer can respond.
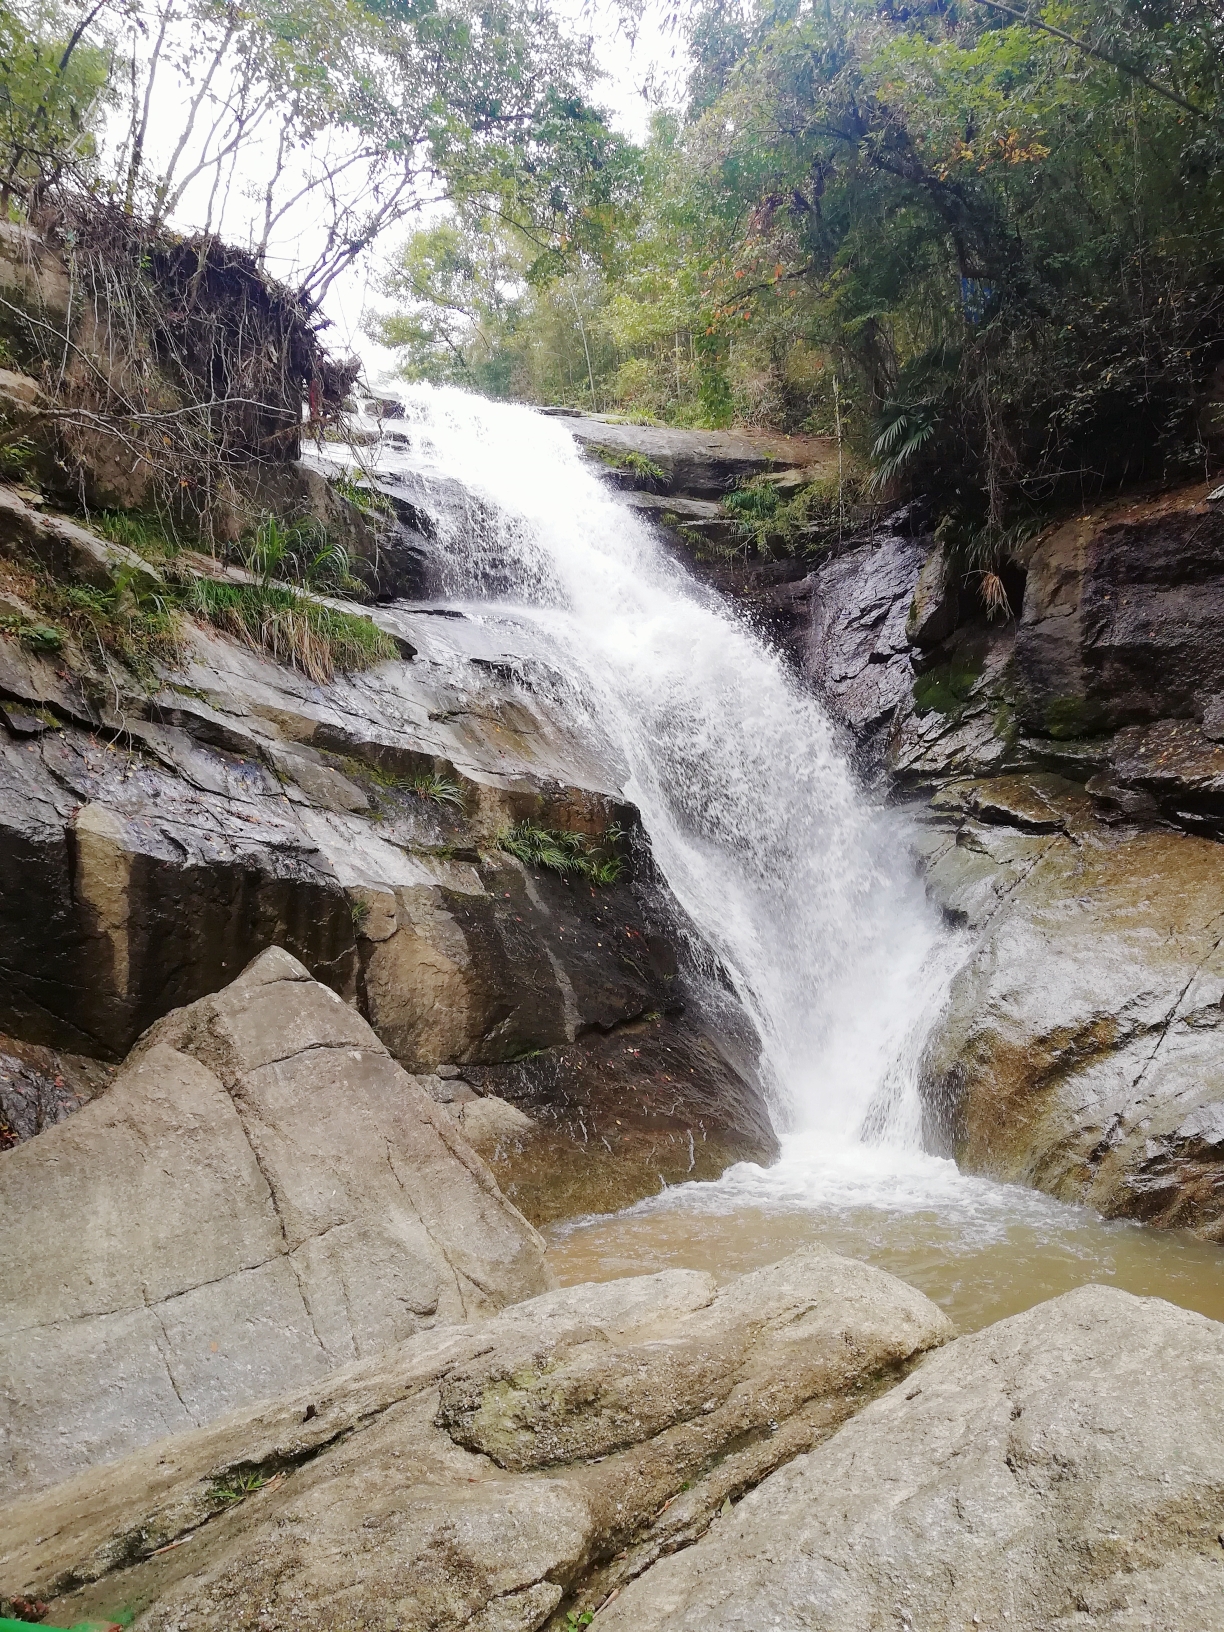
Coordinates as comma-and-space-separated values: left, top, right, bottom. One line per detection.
468, 1007, 777, 1225
805, 533, 925, 746
1016, 485, 1224, 738
904, 543, 959, 647
0, 1033, 113, 1149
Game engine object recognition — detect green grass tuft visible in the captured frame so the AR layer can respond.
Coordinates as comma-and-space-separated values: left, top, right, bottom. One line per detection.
93, 509, 183, 561
404, 769, 464, 807
498, 820, 624, 886
184, 579, 397, 683
590, 444, 668, 486
208, 1469, 267, 1506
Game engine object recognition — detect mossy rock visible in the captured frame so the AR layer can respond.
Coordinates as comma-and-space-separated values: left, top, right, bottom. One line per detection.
1042, 694, 1105, 740
913, 657, 983, 717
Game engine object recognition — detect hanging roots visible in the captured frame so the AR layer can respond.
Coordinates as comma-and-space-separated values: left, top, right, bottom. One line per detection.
7, 194, 359, 540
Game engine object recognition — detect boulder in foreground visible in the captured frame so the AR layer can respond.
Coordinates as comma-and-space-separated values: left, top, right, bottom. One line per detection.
0, 1250, 950, 1631
0, 948, 550, 1499
599, 1284, 1224, 1632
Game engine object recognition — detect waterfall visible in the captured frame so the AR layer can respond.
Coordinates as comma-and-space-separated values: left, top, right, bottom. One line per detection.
361, 385, 955, 1170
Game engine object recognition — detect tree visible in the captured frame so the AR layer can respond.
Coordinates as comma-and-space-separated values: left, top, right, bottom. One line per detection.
0, 0, 620, 308
0, 0, 112, 212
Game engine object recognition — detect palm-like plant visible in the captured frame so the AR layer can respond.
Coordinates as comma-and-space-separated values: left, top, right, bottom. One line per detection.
868, 400, 939, 492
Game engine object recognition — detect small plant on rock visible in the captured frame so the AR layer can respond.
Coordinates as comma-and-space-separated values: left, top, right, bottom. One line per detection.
240, 515, 364, 597
498, 820, 623, 886
0, 610, 64, 654
405, 769, 465, 808
591, 445, 667, 487
208, 1468, 267, 1506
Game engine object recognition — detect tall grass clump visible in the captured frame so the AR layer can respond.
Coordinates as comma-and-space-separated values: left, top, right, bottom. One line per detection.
184, 578, 396, 682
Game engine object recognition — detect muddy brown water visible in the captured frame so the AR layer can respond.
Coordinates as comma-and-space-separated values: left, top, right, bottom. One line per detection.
545, 1189, 1224, 1332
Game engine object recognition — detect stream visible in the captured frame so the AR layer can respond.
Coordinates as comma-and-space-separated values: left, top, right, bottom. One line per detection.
351, 385, 1224, 1332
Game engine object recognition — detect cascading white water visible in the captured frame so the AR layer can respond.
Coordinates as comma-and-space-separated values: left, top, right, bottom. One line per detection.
321, 383, 1224, 1323
366, 385, 954, 1165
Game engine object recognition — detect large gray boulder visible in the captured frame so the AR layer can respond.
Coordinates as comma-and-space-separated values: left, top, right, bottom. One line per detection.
599, 1285, 1224, 1632
919, 807, 1224, 1237
0, 947, 550, 1499
0, 1250, 951, 1631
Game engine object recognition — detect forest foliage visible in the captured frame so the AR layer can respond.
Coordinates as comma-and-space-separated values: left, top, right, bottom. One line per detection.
376, 0, 1224, 538
4, 0, 1223, 546
0, 0, 621, 303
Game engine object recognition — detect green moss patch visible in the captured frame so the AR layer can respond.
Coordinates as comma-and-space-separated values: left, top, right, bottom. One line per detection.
913, 657, 983, 716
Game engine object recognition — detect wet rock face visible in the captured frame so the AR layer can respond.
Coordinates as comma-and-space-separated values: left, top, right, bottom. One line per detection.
803, 530, 926, 765
0, 1251, 951, 1632
598, 1286, 1224, 1632
918, 805, 1224, 1236
0, 948, 551, 1499
774, 480, 1224, 1232
468, 1006, 777, 1225
0, 483, 774, 1218
1016, 489, 1224, 737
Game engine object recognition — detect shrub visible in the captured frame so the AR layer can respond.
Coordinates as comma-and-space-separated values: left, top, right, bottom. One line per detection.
41, 566, 182, 676
0, 611, 64, 654
722, 474, 867, 559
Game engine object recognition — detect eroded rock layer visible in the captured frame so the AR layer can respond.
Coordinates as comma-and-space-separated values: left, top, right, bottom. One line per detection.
0, 1250, 950, 1632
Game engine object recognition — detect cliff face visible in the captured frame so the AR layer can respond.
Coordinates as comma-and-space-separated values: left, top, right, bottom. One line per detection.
0, 224, 784, 1256
789, 482, 1224, 1237
0, 472, 776, 1219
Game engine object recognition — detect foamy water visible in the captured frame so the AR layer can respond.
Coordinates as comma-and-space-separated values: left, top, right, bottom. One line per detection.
363, 387, 953, 1159
341, 388, 1223, 1314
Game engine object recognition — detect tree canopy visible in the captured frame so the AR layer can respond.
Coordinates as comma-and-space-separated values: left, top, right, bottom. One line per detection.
377, 0, 1224, 535
0, 0, 621, 303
